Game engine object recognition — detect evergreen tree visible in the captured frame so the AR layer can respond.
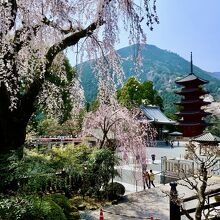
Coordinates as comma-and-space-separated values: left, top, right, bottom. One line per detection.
117, 77, 164, 110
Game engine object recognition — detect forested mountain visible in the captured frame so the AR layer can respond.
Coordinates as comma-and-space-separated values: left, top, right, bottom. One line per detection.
208, 72, 220, 79
79, 44, 220, 113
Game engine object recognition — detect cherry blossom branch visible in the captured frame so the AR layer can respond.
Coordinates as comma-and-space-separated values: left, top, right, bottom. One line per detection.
45, 18, 104, 66
2, 0, 18, 31
14, 24, 41, 52
206, 155, 218, 169
20, 74, 44, 123
20, 15, 105, 117
89, 35, 109, 65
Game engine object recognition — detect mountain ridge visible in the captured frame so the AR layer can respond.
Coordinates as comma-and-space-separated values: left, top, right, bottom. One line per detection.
208, 72, 220, 79
79, 44, 220, 113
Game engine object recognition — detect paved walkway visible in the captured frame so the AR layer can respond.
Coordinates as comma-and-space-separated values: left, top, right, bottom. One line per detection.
115, 142, 188, 194
80, 187, 169, 220
80, 142, 220, 219
80, 177, 220, 220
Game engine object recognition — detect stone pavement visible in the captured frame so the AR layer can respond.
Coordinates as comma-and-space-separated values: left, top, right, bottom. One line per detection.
80, 176, 220, 220
114, 141, 188, 193
80, 187, 169, 219
80, 142, 220, 219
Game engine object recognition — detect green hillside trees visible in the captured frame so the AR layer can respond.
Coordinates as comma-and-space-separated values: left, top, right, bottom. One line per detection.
117, 77, 163, 110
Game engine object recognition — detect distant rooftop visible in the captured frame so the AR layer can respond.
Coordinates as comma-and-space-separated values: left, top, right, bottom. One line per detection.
191, 132, 220, 143
141, 105, 176, 124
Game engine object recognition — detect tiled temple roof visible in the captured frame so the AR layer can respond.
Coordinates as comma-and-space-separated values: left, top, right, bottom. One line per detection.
141, 105, 176, 124
175, 73, 208, 84
191, 132, 220, 143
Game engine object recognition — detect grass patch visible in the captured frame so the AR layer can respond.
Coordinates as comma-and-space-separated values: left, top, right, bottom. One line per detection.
69, 195, 112, 211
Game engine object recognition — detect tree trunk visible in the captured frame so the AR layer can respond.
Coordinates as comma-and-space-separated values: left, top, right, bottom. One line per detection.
195, 163, 207, 220
100, 131, 108, 148
0, 104, 28, 192
0, 110, 27, 156
0, 82, 35, 156
0, 94, 35, 192
0, 79, 40, 191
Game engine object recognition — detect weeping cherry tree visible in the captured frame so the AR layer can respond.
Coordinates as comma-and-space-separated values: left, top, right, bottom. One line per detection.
0, 0, 158, 157
82, 101, 157, 169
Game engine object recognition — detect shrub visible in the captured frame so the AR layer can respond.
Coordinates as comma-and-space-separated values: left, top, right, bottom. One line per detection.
0, 196, 30, 220
0, 195, 67, 220
46, 194, 72, 219
70, 211, 80, 220
34, 199, 66, 220
45, 194, 80, 220
105, 182, 125, 200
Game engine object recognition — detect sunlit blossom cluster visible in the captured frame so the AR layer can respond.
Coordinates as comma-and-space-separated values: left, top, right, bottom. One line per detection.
0, 0, 158, 115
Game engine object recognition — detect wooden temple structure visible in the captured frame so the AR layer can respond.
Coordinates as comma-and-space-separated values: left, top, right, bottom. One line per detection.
191, 132, 220, 156
175, 53, 211, 137
140, 105, 176, 139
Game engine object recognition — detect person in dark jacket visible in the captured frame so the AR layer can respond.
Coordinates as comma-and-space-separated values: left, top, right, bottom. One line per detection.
143, 171, 150, 189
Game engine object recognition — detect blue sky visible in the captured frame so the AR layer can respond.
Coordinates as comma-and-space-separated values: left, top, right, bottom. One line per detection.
117, 0, 220, 72
69, 0, 220, 72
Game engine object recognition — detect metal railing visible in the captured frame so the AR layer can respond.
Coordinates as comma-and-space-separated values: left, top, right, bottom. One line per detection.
169, 182, 220, 220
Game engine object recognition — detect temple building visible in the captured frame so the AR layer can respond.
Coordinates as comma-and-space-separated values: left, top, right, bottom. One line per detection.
140, 105, 176, 139
175, 53, 211, 137
191, 132, 220, 156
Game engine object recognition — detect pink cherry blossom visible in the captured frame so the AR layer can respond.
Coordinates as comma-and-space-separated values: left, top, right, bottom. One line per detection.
82, 101, 157, 167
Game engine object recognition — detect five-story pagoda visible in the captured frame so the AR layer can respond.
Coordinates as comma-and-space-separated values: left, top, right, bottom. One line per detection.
175, 53, 211, 137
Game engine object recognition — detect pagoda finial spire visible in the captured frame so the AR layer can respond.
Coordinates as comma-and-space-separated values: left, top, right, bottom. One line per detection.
190, 52, 193, 74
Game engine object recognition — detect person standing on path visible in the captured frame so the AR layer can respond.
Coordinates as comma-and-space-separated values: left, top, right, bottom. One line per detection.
149, 170, 155, 188
143, 171, 150, 189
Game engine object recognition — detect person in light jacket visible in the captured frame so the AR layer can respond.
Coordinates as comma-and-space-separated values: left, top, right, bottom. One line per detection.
149, 170, 155, 188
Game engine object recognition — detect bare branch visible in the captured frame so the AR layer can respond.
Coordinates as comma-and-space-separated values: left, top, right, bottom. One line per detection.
207, 157, 219, 169
179, 172, 199, 193
180, 206, 194, 220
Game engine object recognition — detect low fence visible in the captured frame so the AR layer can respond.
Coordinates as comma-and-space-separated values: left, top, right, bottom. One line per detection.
160, 157, 194, 184
31, 137, 82, 148
161, 156, 220, 184
18, 171, 82, 196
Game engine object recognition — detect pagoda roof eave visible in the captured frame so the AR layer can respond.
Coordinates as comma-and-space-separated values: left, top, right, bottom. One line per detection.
175, 73, 208, 84
175, 91, 208, 95
175, 88, 209, 93
177, 121, 210, 126
175, 111, 211, 116
175, 100, 211, 105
